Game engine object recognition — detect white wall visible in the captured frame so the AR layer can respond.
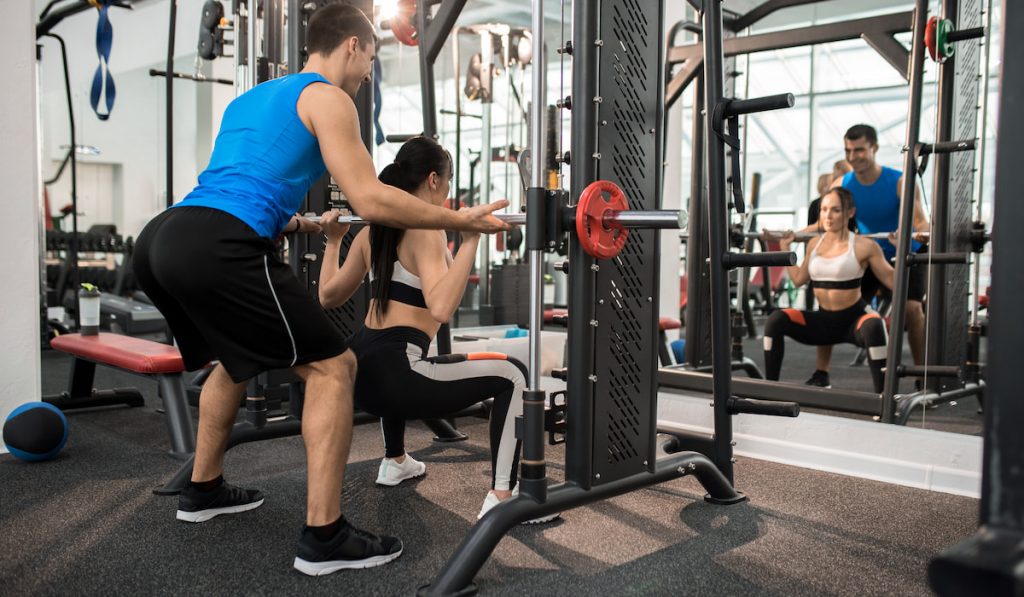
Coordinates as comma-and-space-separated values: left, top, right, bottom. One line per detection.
1, 2, 43, 448
37, 0, 222, 237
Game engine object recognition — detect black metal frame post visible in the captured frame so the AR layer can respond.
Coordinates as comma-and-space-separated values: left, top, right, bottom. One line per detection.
701, 0, 738, 481
924, 0, 982, 394
925, 0, 958, 395
563, 0, 599, 487
928, 1, 1024, 592
699, 1, 801, 478
415, 0, 467, 137
880, 0, 930, 424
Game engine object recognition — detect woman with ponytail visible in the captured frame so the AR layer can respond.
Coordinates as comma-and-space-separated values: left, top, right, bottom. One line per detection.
318, 137, 555, 524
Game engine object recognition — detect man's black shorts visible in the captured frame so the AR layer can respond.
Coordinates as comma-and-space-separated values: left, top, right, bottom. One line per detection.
861, 243, 928, 304
133, 206, 347, 382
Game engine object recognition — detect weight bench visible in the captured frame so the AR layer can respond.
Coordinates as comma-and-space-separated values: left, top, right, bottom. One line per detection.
46, 333, 196, 458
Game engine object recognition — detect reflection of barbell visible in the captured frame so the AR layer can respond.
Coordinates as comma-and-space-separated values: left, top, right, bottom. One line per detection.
755, 230, 932, 242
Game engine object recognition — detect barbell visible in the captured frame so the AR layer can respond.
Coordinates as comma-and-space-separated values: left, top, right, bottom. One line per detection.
753, 230, 932, 242
305, 181, 680, 259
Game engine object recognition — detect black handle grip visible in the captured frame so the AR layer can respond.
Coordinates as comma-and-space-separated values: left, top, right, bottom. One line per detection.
907, 252, 970, 265
725, 93, 795, 117
723, 251, 796, 270
921, 139, 976, 155
728, 397, 800, 418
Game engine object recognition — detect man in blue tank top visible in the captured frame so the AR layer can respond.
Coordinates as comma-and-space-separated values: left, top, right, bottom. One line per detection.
807, 124, 931, 389
132, 4, 510, 576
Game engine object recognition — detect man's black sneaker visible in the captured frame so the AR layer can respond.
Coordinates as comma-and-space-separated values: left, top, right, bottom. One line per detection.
804, 370, 832, 388
293, 517, 403, 576
176, 481, 264, 523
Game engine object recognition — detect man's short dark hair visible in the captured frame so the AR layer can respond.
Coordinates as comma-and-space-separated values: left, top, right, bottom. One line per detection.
306, 3, 377, 57
845, 124, 878, 146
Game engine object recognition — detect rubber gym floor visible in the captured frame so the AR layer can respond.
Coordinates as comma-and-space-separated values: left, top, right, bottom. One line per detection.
0, 349, 977, 596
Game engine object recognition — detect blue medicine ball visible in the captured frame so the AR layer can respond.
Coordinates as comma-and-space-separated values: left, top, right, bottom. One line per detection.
3, 402, 68, 462
670, 339, 686, 364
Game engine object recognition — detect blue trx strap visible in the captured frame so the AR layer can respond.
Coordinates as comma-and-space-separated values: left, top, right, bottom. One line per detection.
90, 1, 116, 121
373, 58, 384, 146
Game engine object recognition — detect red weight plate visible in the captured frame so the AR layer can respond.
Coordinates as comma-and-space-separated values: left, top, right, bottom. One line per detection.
391, 0, 419, 46
924, 16, 938, 62
575, 180, 629, 260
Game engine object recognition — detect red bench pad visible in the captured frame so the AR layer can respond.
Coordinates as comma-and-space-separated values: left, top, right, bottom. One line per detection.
51, 333, 186, 375
544, 308, 569, 323
659, 317, 682, 331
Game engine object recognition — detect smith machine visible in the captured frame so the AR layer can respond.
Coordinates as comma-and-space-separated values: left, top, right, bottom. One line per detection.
418, 0, 800, 594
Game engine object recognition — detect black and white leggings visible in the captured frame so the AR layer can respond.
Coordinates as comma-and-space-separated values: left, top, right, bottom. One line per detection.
763, 300, 888, 392
348, 325, 526, 491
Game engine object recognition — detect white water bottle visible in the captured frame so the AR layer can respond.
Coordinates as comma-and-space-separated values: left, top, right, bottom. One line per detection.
78, 283, 101, 336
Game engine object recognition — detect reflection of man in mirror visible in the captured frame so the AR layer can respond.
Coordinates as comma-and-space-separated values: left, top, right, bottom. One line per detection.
806, 124, 930, 389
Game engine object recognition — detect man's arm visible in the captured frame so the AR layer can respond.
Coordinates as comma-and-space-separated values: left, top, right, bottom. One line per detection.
300, 84, 509, 233
863, 238, 895, 290
896, 174, 931, 234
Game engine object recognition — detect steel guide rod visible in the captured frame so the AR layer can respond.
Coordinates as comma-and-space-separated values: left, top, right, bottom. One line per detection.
526, 0, 546, 391
881, 0, 930, 424
971, 0, 995, 328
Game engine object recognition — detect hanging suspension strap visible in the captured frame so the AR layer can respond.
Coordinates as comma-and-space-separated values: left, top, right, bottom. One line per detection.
712, 100, 745, 214
90, 0, 117, 121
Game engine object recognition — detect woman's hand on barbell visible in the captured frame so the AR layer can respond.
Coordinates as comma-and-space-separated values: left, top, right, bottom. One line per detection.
320, 210, 350, 241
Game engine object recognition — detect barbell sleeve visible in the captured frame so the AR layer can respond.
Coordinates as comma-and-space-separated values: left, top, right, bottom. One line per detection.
604, 210, 681, 229
946, 26, 984, 42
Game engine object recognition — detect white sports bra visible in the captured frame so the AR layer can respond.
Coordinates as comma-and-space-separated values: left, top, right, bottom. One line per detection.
807, 234, 865, 288
369, 260, 426, 308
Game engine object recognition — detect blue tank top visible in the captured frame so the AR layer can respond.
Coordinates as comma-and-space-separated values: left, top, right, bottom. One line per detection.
175, 73, 329, 238
841, 166, 921, 260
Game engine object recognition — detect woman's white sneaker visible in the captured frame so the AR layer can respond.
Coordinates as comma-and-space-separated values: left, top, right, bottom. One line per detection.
477, 486, 559, 524
375, 454, 426, 486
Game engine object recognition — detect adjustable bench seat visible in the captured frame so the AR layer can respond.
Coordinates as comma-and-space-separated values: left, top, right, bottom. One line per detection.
46, 333, 196, 457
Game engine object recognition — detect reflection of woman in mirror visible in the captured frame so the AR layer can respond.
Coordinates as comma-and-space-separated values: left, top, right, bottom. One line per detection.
763, 188, 894, 392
